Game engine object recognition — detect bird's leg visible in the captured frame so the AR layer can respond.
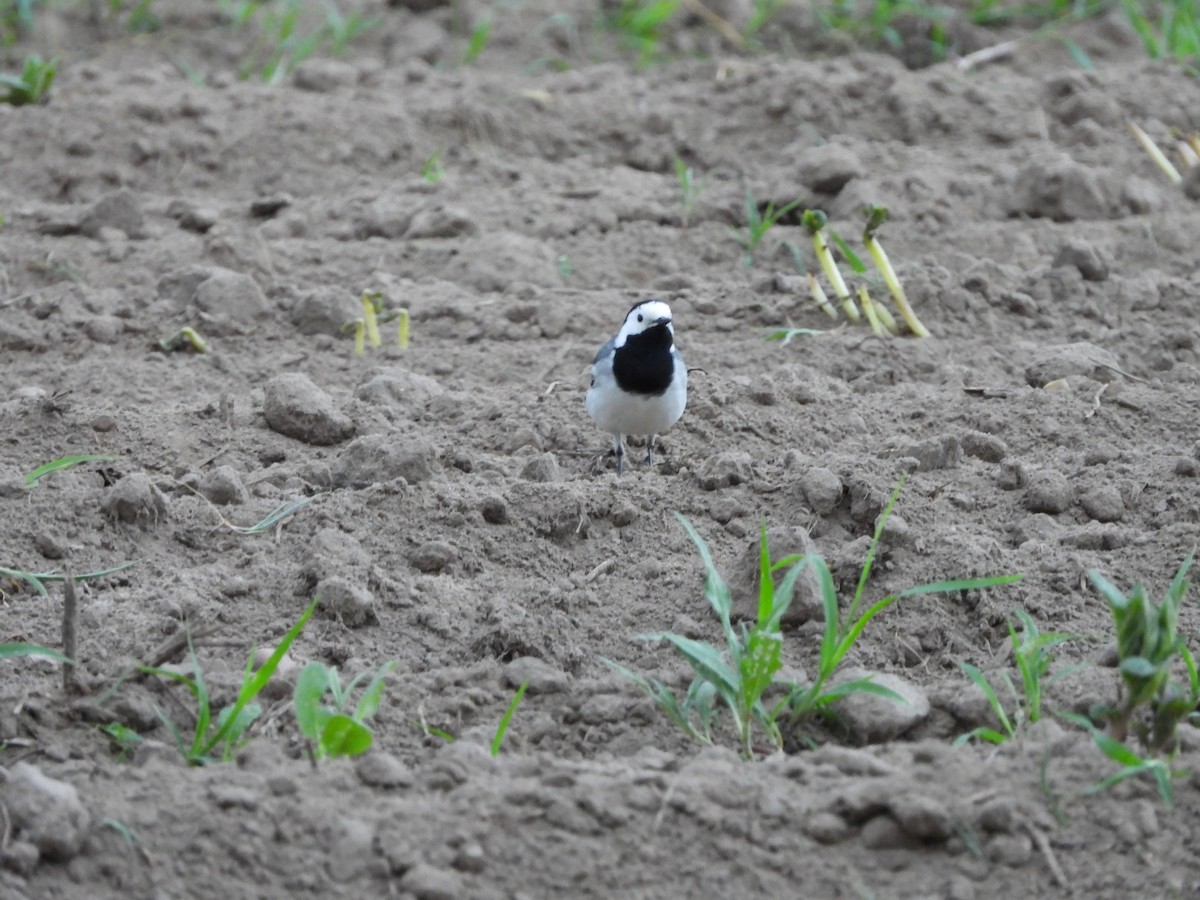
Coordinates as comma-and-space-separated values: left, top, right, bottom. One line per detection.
613, 434, 624, 476
645, 434, 656, 468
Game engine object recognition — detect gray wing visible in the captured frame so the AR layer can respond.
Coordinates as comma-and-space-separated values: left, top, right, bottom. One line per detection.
590, 338, 616, 387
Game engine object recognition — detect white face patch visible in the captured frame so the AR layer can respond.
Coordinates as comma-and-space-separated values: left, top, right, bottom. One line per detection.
614, 300, 673, 348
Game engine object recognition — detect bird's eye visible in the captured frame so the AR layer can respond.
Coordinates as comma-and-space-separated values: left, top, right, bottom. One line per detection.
636, 314, 643, 323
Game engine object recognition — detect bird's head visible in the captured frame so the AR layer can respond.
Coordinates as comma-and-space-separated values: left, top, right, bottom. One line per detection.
615, 299, 673, 349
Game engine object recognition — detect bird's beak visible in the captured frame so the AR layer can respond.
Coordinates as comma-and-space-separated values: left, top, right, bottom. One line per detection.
654, 316, 672, 326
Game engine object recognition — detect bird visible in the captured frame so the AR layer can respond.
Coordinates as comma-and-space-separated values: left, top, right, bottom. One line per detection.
586, 298, 687, 475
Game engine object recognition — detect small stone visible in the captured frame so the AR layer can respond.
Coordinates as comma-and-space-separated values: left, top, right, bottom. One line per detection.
877, 512, 912, 548
1024, 469, 1073, 514
1025, 342, 1122, 387
796, 143, 863, 194
986, 831, 1033, 866
1079, 484, 1124, 522
33, 533, 65, 560
405, 204, 478, 239
1175, 457, 1197, 477
102, 472, 169, 526
831, 669, 930, 743
199, 466, 248, 505
727, 526, 823, 626
1, 838, 40, 874
804, 811, 854, 844
355, 752, 414, 789
579, 693, 628, 725
860, 814, 915, 850
292, 58, 358, 92
84, 315, 124, 344
289, 288, 354, 336
1053, 237, 1109, 281
960, 431, 1007, 463
411, 541, 456, 574
192, 268, 269, 335
399, 862, 464, 900
316, 576, 377, 628
78, 189, 146, 239
889, 793, 953, 842
1008, 152, 1112, 221
209, 784, 259, 811
887, 434, 961, 471
520, 453, 561, 483
263, 373, 355, 446
696, 451, 753, 491
504, 657, 569, 695
355, 367, 446, 409
800, 467, 843, 515
179, 206, 219, 233
304, 529, 372, 584
997, 460, 1025, 490
452, 842, 486, 874
480, 495, 509, 524
327, 817, 376, 882
4, 763, 91, 861
332, 434, 436, 487
356, 188, 415, 239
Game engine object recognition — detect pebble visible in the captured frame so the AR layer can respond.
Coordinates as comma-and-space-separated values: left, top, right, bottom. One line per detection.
355, 752, 414, 789
399, 862, 464, 900
84, 315, 124, 344
960, 431, 1007, 463
1007, 151, 1111, 221
33, 533, 65, 560
78, 188, 146, 239
727, 525, 823, 626
1079, 484, 1124, 522
480, 495, 509, 524
986, 831, 1034, 866
304, 528, 372, 584
1053, 236, 1109, 281
290, 287, 355, 336
888, 434, 961, 471
332, 434, 436, 487
1025, 341, 1121, 387
405, 204, 478, 239
1024, 469, 1073, 514
831, 669, 930, 743
327, 817, 376, 882
102, 472, 169, 525
696, 450, 753, 490
504, 656, 569, 695
191, 268, 269, 335
263, 373, 355, 446
410, 541, 457, 574
889, 793, 953, 842
199, 465, 249, 505
520, 453, 561, 483
316, 576, 377, 627
803, 811, 854, 844
795, 143, 863, 194
4, 763, 91, 862
292, 58, 358, 92
800, 467, 843, 515
860, 814, 915, 850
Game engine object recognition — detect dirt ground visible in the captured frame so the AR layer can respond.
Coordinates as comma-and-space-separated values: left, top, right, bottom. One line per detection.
2, 0, 1200, 896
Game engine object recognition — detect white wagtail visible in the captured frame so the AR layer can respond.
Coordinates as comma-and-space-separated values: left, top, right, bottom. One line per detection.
586, 299, 687, 475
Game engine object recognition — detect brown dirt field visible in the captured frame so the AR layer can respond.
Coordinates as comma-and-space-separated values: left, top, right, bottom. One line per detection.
3, 1, 1200, 897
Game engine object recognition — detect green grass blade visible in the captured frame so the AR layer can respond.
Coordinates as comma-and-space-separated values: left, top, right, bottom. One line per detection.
832, 594, 898, 670
897, 573, 1023, 597
953, 726, 1010, 746
0, 642, 70, 662
294, 662, 332, 741
641, 632, 740, 698
827, 228, 866, 274
354, 661, 396, 722
321, 713, 373, 757
816, 676, 905, 706
491, 679, 528, 757
228, 497, 315, 535
25, 454, 120, 486
959, 661, 1014, 737
851, 478, 906, 621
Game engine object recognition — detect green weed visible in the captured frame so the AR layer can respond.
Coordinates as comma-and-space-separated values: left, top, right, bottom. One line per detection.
606, 481, 1020, 756
219, 0, 378, 83
0, 53, 56, 105
610, 0, 680, 67
421, 148, 445, 184
732, 190, 803, 268
1061, 711, 1181, 809
954, 609, 1083, 745
0, 641, 69, 662
294, 659, 394, 760
766, 327, 827, 345
101, 722, 144, 760
142, 600, 316, 765
1120, 0, 1200, 71
464, 14, 492, 64
25, 454, 120, 487
491, 679, 528, 757
0, 560, 140, 598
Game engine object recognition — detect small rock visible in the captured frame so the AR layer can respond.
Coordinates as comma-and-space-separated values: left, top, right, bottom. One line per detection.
405, 204, 477, 239
332, 434, 436, 487
504, 657, 569, 695
355, 752, 414, 789
480, 495, 509, 524
1053, 237, 1109, 281
1024, 469, 1073, 514
887, 434, 960, 471
102, 472, 169, 525
4, 763, 91, 861
889, 793, 953, 842
1175, 457, 1197, 477
800, 467, 843, 515
727, 526, 823, 626
860, 813, 916, 850
209, 784, 259, 811
84, 315, 124, 344
292, 58, 358, 92
263, 373, 355, 446
960, 431, 1007, 463
804, 811, 854, 844
1008, 152, 1113, 221
355, 367, 446, 410
327, 817, 376, 882
399, 862, 464, 900
796, 143, 863, 194
1025, 342, 1121, 387
831, 669, 930, 743
199, 466, 248, 505
997, 460, 1025, 490
1079, 484, 1124, 522
578, 693, 628, 725
316, 576, 377, 628
0, 839, 40, 875
356, 189, 415, 239
697, 451, 753, 490
987, 831, 1034, 866
191, 268, 269, 335
304, 529, 372, 585
78, 189, 146, 239
520, 453, 561, 483
411, 541, 456, 574
33, 533, 65, 560
290, 288, 355, 336
179, 206, 219, 233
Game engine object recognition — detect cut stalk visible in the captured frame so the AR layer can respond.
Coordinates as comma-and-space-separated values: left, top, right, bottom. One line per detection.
353, 319, 365, 356
863, 205, 930, 338
806, 273, 839, 319
1178, 140, 1199, 171
803, 210, 859, 322
396, 308, 409, 349
1129, 121, 1182, 184
867, 289, 899, 334
361, 293, 381, 348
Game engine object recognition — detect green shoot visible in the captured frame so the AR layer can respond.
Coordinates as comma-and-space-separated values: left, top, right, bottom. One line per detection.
1120, 0, 1200, 74
1060, 711, 1180, 809
101, 722, 144, 760
294, 659, 394, 760
674, 157, 707, 230
0, 641, 69, 662
805, 272, 839, 319
143, 600, 317, 765
157, 326, 209, 353
464, 14, 492, 64
0, 53, 56, 105
218, 497, 314, 535
491, 679, 528, 757
421, 148, 444, 184
0, 560, 140, 598
1089, 550, 1198, 753
803, 209, 860, 322
766, 327, 826, 345
610, 0, 680, 68
342, 292, 409, 354
732, 191, 803, 268
860, 204, 929, 337
25, 454, 120, 487
954, 609, 1082, 746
